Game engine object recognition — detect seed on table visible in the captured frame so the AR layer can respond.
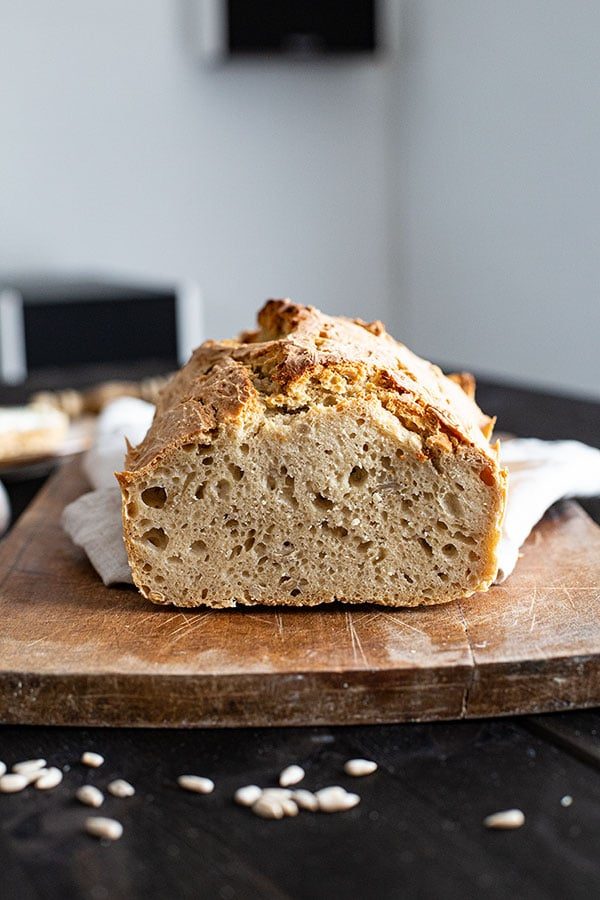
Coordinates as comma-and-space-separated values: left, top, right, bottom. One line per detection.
81, 752, 104, 768
234, 785, 263, 807
12, 759, 46, 775
279, 765, 305, 788
85, 817, 123, 841
281, 798, 299, 817
344, 758, 378, 777
0, 773, 29, 793
76, 785, 105, 808
561, 795, 573, 808
292, 789, 319, 811
0, 761, 5, 777
316, 786, 361, 813
260, 788, 292, 801
252, 796, 285, 819
177, 775, 214, 794
108, 779, 135, 798
483, 809, 525, 830
35, 767, 63, 790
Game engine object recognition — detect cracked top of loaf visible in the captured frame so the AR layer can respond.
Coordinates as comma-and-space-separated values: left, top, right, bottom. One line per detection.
120, 299, 497, 476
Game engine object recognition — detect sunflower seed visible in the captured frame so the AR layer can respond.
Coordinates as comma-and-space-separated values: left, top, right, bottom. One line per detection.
252, 796, 285, 819
344, 758, 378, 777
234, 785, 263, 807
76, 785, 105, 808
85, 816, 123, 841
0, 773, 29, 793
12, 759, 46, 775
483, 808, 525, 829
0, 761, 5, 777
561, 795, 573, 807
107, 779, 135, 798
81, 751, 104, 768
279, 765, 305, 787
177, 775, 214, 794
292, 789, 319, 811
281, 798, 299, 817
260, 787, 293, 801
35, 767, 63, 790
316, 786, 361, 813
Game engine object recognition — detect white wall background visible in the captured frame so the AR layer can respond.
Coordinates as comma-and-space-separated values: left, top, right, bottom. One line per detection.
0, 1, 598, 397
391, 0, 600, 398
0, 0, 390, 336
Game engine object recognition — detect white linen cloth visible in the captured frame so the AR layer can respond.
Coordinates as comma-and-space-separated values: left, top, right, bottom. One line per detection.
61, 398, 600, 588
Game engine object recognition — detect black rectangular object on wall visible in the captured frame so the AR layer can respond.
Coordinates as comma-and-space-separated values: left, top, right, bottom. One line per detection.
227, 0, 377, 56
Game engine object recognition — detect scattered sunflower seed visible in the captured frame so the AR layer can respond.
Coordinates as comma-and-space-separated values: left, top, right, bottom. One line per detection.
81, 752, 104, 768
281, 798, 299, 817
344, 758, 378, 777
85, 816, 123, 841
177, 775, 214, 794
234, 785, 263, 807
561, 795, 573, 808
316, 786, 361, 813
260, 787, 293, 801
483, 809, 525, 830
35, 767, 63, 790
292, 789, 319, 811
0, 773, 29, 793
252, 796, 285, 819
279, 765, 305, 788
12, 759, 46, 775
107, 779, 135, 798
76, 785, 105, 808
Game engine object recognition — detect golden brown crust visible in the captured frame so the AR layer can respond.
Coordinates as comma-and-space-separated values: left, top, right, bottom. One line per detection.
119, 299, 499, 480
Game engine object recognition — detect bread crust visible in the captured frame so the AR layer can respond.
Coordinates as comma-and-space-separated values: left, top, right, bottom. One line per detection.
119, 300, 499, 480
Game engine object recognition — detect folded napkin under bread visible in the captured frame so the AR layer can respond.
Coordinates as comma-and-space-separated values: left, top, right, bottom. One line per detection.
61, 398, 600, 589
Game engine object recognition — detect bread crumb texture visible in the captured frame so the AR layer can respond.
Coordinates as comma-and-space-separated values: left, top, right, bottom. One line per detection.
117, 300, 506, 608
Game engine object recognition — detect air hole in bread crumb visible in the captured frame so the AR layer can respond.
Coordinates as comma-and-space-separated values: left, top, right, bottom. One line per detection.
313, 493, 334, 510
181, 443, 195, 452
442, 543, 458, 557
127, 501, 138, 516
201, 588, 209, 599
141, 486, 167, 509
240, 443, 250, 455
419, 538, 433, 556
469, 550, 479, 562
454, 531, 476, 545
290, 588, 301, 597
142, 563, 152, 573
194, 483, 206, 500
358, 541, 373, 554
244, 535, 255, 552
437, 572, 449, 581
217, 479, 231, 498
279, 575, 291, 584
228, 464, 244, 481
403, 573, 415, 584
191, 539, 207, 555
479, 466, 495, 486
349, 466, 367, 486
143, 527, 168, 549
266, 475, 277, 490
202, 456, 214, 466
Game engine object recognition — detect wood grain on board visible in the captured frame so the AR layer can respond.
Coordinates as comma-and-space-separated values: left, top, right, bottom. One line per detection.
0, 462, 598, 727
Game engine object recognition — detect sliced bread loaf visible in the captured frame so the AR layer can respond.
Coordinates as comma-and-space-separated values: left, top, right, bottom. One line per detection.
117, 300, 506, 607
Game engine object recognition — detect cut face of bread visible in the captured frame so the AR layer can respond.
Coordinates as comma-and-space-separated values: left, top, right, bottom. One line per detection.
117, 300, 506, 608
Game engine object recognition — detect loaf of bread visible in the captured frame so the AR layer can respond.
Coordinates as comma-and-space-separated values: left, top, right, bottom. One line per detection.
0, 404, 69, 464
117, 301, 506, 608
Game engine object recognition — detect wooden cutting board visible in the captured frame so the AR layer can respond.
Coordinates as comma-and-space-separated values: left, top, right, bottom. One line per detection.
0, 461, 599, 728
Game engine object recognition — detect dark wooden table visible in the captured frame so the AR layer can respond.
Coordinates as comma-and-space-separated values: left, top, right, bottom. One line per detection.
1, 380, 599, 900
